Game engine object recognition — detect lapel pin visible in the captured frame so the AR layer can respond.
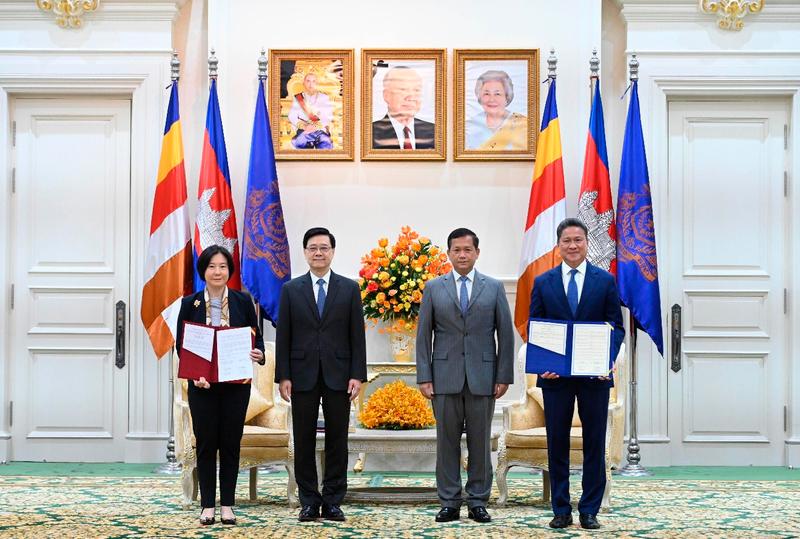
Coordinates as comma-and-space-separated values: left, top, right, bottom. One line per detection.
193, 300, 201, 308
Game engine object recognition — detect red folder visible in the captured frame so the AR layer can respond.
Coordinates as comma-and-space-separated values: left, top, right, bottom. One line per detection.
177, 321, 255, 383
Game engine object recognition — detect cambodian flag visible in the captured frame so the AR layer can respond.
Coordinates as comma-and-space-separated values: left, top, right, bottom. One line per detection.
578, 81, 616, 274
241, 80, 291, 325
193, 79, 241, 291
616, 79, 663, 356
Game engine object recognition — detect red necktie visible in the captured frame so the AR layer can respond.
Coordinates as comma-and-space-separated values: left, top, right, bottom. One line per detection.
403, 126, 412, 150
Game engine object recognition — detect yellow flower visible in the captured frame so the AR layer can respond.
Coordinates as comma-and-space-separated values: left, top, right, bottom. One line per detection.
376, 292, 386, 303
361, 290, 368, 300
379, 271, 390, 282
378, 237, 389, 248
397, 255, 409, 265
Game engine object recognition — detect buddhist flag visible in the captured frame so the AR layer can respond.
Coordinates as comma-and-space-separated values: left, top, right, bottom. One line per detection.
242, 80, 291, 325
141, 82, 193, 359
616, 79, 664, 356
577, 80, 616, 274
514, 79, 566, 340
193, 79, 241, 291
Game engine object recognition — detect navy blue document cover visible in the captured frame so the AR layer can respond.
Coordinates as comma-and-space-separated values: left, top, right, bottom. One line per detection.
525, 318, 613, 377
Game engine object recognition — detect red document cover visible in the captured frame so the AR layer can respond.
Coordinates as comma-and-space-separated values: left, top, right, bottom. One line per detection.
177, 322, 255, 383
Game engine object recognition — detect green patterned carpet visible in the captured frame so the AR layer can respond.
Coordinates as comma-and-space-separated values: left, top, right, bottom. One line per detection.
0, 469, 799, 538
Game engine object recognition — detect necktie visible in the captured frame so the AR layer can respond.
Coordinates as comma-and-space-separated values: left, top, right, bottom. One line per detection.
403, 126, 412, 150
567, 269, 579, 316
459, 275, 469, 315
316, 278, 326, 317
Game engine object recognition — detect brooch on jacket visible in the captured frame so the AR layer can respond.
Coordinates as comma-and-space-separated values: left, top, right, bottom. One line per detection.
193, 300, 201, 308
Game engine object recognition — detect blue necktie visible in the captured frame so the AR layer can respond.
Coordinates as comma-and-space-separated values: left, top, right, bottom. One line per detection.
567, 269, 579, 316
459, 275, 469, 315
316, 278, 326, 317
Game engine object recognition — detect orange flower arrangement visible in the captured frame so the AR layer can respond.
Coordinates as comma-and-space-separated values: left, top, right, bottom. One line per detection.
358, 226, 452, 332
359, 380, 435, 430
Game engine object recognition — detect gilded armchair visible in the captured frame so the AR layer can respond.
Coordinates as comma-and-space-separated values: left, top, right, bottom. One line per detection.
174, 341, 298, 508
496, 343, 626, 509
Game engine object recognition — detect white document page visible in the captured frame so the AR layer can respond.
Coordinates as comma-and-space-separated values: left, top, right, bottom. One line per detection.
528, 320, 568, 356
571, 323, 612, 376
216, 326, 253, 382
182, 323, 214, 361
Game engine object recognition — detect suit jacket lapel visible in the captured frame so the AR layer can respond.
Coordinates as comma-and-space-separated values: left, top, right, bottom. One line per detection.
320, 272, 341, 323
468, 271, 486, 311
442, 273, 461, 313
575, 263, 601, 319
302, 272, 321, 322
548, 267, 572, 318
191, 292, 206, 324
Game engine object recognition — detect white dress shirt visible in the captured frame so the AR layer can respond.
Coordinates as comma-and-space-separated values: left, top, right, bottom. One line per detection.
561, 260, 587, 303
311, 270, 331, 298
453, 268, 476, 303
388, 113, 416, 149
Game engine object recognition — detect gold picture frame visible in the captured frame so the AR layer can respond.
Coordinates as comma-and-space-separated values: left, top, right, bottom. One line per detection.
269, 49, 354, 160
454, 49, 539, 161
361, 49, 446, 161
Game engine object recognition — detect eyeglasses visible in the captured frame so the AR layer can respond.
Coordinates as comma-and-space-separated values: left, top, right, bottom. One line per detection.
305, 246, 332, 254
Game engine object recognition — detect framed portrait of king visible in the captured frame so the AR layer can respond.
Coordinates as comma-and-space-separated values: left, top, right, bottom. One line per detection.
269, 49, 354, 160
454, 49, 539, 161
361, 49, 446, 161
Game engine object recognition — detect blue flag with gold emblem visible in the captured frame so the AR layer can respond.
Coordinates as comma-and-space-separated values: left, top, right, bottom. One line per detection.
616, 80, 663, 356
242, 80, 291, 325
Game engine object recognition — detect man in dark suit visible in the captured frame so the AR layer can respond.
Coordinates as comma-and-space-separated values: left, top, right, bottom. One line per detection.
275, 227, 367, 522
372, 66, 435, 150
416, 228, 514, 524
529, 217, 624, 530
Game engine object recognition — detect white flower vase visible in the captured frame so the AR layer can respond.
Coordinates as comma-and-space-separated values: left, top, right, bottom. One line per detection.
389, 326, 415, 363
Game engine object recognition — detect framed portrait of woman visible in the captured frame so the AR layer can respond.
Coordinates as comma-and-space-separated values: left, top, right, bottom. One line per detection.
454, 49, 539, 161
361, 49, 446, 161
269, 49, 354, 160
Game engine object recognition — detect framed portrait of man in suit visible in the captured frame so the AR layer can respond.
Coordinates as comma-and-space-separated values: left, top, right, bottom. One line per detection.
269, 49, 355, 160
361, 49, 446, 161
454, 49, 539, 161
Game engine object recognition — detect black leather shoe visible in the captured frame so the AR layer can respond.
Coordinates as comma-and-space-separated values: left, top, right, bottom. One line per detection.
549, 513, 573, 528
298, 505, 320, 522
199, 509, 215, 526
580, 513, 601, 529
220, 507, 236, 525
435, 506, 460, 522
322, 504, 346, 521
467, 506, 491, 523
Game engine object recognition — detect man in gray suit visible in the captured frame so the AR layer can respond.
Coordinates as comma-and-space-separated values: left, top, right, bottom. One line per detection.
416, 228, 514, 523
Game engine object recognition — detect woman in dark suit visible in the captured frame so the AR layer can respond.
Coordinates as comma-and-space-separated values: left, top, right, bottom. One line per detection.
176, 245, 265, 526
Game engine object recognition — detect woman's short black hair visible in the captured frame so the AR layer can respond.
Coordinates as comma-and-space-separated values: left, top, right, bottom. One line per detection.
196, 245, 235, 281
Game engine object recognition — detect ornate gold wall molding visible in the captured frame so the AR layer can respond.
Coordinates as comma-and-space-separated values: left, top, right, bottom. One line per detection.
699, 0, 764, 30
35, 0, 99, 28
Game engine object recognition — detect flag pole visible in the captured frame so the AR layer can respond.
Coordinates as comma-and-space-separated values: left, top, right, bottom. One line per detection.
618, 53, 651, 477
589, 48, 599, 102
155, 51, 183, 475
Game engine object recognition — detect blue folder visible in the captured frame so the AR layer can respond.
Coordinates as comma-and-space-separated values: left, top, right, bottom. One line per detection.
525, 318, 614, 377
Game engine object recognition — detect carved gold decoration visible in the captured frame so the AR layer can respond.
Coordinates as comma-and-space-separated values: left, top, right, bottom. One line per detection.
699, 0, 764, 30
36, 0, 100, 28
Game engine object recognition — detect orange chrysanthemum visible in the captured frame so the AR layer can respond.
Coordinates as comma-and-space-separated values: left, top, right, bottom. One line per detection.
359, 380, 435, 430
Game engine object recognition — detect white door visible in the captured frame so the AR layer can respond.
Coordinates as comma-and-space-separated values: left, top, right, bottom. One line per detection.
9, 98, 131, 461
666, 100, 788, 465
